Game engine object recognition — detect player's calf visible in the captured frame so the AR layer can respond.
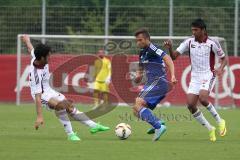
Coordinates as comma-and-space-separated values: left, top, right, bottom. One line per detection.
57, 100, 110, 131
132, 97, 146, 117
186, 94, 199, 114
187, 104, 198, 114
134, 97, 162, 131
187, 102, 213, 130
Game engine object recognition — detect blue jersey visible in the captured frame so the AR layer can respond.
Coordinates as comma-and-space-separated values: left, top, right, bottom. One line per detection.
138, 43, 169, 110
139, 43, 167, 82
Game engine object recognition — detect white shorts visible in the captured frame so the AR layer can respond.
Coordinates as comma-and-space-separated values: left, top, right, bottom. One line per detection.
187, 72, 216, 95
31, 88, 65, 109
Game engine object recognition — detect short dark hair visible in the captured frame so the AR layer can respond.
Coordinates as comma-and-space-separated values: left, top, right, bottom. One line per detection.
34, 43, 51, 60
191, 18, 206, 30
134, 28, 150, 39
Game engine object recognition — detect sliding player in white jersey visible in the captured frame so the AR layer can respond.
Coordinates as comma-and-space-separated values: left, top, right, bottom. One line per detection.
164, 19, 227, 142
22, 35, 109, 141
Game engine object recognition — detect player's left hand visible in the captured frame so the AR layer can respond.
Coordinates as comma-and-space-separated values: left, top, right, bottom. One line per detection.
170, 76, 178, 85
21, 34, 30, 43
214, 68, 224, 76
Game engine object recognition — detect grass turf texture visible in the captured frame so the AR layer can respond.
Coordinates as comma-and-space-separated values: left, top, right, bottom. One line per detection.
0, 103, 239, 160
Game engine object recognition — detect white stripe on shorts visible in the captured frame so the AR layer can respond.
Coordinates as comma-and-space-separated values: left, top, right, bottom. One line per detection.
139, 78, 160, 98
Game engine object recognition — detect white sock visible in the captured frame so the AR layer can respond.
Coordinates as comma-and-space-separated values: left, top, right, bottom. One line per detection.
206, 103, 222, 124
193, 109, 214, 131
55, 109, 74, 136
70, 107, 97, 128
81, 120, 97, 128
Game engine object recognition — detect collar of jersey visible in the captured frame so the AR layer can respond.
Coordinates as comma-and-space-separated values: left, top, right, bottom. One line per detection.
194, 34, 208, 43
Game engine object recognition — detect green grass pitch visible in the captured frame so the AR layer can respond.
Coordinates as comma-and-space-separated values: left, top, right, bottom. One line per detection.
0, 103, 239, 160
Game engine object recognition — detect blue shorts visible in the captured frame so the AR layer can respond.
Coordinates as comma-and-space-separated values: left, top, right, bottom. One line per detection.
139, 77, 169, 110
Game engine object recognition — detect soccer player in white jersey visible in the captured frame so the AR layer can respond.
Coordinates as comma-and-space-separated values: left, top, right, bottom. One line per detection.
164, 19, 227, 142
22, 35, 109, 141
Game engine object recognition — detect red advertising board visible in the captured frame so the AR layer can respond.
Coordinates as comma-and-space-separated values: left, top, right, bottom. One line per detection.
0, 54, 239, 107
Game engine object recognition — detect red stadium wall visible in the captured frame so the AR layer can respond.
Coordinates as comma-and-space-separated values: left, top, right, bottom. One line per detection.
0, 54, 240, 107
0, 55, 17, 101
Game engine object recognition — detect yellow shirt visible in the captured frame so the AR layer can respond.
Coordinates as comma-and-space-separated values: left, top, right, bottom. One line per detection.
94, 57, 111, 82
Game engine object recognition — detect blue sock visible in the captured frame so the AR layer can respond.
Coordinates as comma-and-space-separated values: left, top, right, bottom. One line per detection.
139, 108, 161, 129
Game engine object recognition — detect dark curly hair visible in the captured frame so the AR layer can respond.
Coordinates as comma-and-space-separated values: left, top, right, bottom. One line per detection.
191, 18, 206, 30
34, 43, 51, 60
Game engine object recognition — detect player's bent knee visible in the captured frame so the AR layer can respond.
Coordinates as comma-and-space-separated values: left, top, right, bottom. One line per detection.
134, 98, 146, 111
55, 101, 67, 110
65, 100, 75, 113
56, 99, 74, 112
133, 97, 147, 117
199, 95, 209, 106
135, 97, 146, 107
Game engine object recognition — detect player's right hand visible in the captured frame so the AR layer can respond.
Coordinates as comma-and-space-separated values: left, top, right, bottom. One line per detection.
133, 71, 143, 84
163, 39, 173, 49
21, 34, 30, 43
35, 116, 44, 130
134, 76, 142, 83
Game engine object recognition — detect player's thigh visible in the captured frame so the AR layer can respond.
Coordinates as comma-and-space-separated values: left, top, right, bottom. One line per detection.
94, 81, 102, 91
199, 89, 210, 104
187, 93, 199, 107
199, 73, 216, 93
187, 79, 201, 95
99, 83, 109, 93
139, 80, 168, 110
146, 95, 166, 110
42, 89, 66, 110
102, 83, 109, 93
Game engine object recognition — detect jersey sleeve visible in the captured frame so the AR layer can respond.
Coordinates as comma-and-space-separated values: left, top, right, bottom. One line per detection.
176, 39, 190, 54
30, 48, 35, 58
212, 40, 225, 58
149, 43, 167, 58
29, 68, 43, 95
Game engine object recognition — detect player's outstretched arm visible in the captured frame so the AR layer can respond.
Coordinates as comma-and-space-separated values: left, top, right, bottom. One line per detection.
21, 34, 34, 54
34, 93, 44, 130
163, 40, 180, 60
163, 54, 177, 84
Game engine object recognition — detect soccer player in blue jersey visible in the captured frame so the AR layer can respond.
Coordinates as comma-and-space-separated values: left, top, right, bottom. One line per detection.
133, 28, 177, 141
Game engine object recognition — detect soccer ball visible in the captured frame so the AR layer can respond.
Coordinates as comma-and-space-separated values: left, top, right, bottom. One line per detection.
115, 123, 131, 140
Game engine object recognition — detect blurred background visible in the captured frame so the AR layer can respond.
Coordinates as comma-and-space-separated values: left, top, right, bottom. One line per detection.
0, 2, 239, 159
0, 0, 239, 56
0, 0, 239, 107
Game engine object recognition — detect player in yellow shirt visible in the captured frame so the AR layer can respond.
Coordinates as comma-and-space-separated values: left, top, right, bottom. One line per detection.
93, 51, 111, 107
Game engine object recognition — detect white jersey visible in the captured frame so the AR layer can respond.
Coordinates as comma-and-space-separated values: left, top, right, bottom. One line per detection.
176, 36, 225, 76
29, 49, 51, 96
